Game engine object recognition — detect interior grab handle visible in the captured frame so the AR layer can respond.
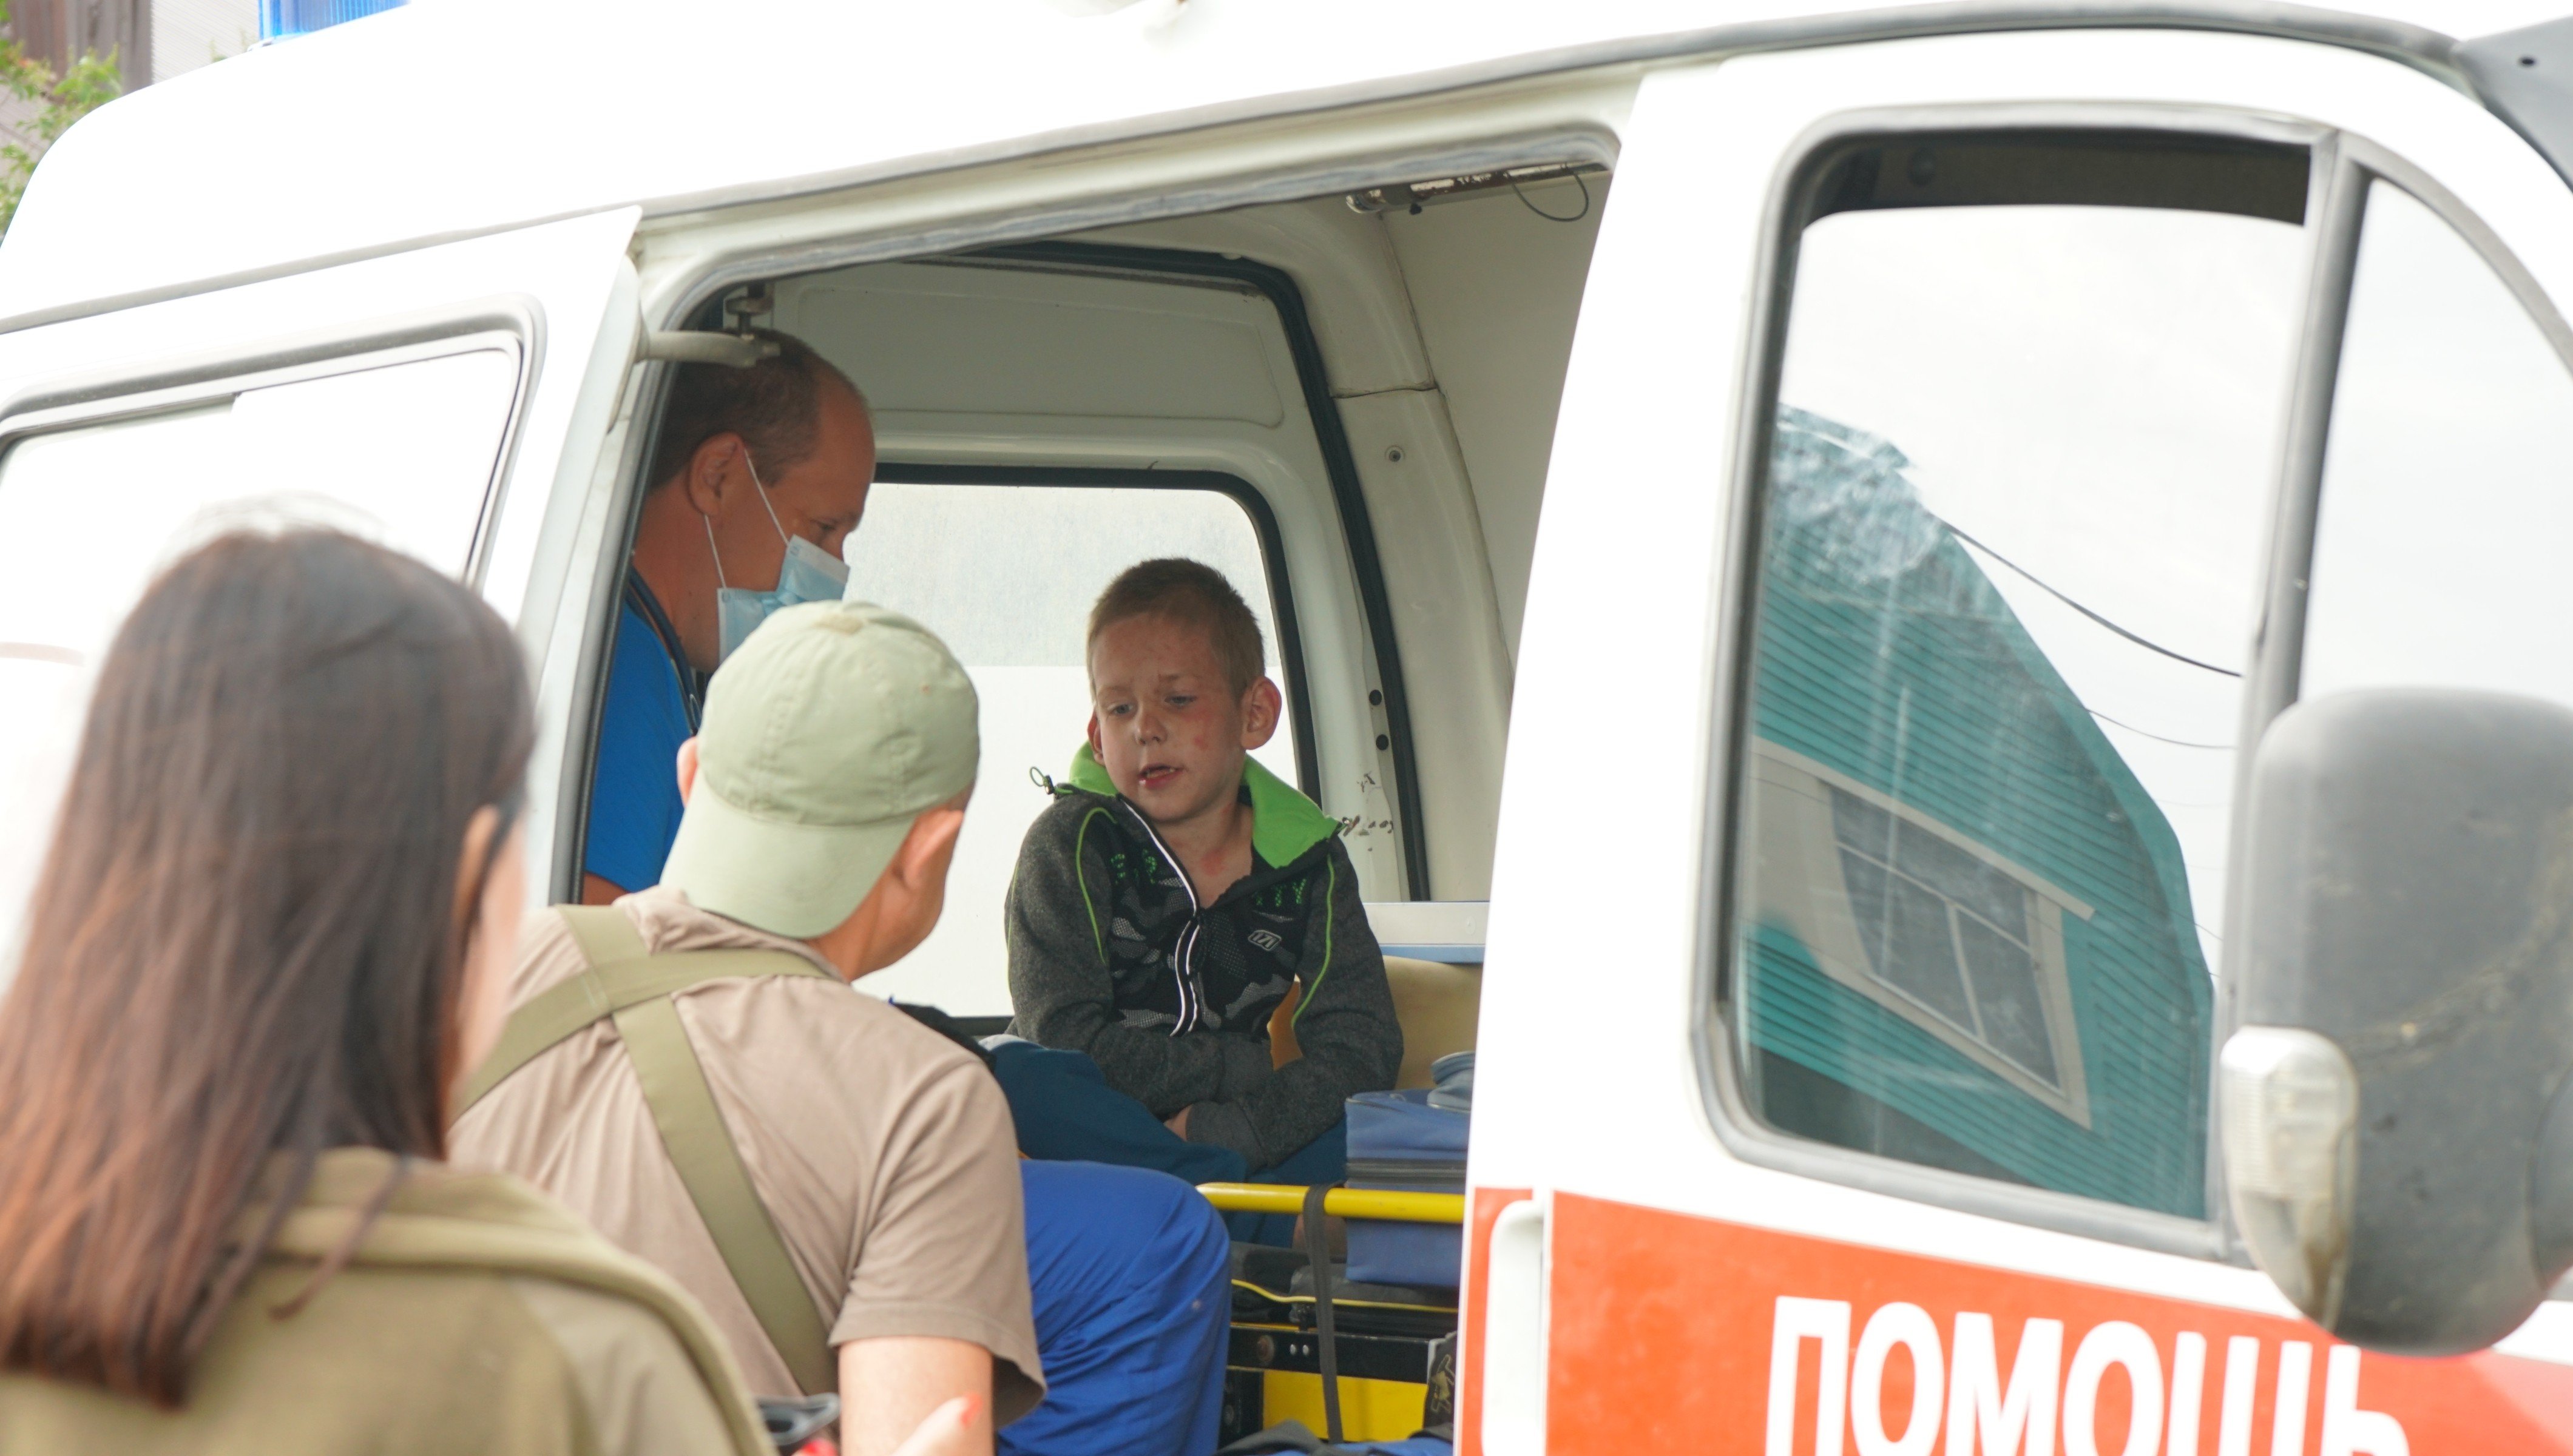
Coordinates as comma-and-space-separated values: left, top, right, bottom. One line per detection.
641, 331, 781, 368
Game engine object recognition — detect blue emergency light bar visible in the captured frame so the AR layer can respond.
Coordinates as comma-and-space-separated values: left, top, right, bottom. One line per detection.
259, 0, 405, 41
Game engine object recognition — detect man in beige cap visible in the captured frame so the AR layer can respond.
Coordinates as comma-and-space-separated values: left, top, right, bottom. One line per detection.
454, 601, 1232, 1456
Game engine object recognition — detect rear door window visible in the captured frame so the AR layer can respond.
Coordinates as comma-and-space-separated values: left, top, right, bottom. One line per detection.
1724, 133, 2311, 1219
0, 346, 522, 973
844, 470, 1305, 1018
2299, 181, 2573, 704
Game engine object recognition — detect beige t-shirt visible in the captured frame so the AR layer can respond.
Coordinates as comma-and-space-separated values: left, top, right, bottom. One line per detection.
451, 888, 1043, 1419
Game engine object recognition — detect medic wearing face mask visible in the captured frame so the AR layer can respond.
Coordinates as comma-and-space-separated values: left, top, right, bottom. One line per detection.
583, 332, 877, 905
710, 457, 853, 659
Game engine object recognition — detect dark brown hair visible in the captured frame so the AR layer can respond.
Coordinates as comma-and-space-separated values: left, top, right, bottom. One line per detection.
0, 530, 533, 1404
644, 327, 864, 490
1087, 557, 1266, 696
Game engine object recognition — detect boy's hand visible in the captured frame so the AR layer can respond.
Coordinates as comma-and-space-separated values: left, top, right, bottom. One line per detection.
1164, 1106, 1192, 1138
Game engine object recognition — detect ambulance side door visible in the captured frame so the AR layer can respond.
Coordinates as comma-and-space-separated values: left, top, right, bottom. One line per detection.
0, 210, 643, 976
1471, 25, 2573, 1456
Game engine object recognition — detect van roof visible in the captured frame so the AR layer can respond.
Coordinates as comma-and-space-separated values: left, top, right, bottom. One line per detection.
0, 0, 2557, 323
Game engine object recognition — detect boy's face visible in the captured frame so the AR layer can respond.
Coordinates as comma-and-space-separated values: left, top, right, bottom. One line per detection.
1087, 612, 1280, 828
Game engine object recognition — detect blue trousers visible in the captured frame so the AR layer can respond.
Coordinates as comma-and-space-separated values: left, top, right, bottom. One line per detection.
1008, 1159, 1231, 1456
994, 1041, 1348, 1245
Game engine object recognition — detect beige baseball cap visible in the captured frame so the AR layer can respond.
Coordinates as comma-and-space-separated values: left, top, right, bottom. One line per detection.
662, 600, 979, 939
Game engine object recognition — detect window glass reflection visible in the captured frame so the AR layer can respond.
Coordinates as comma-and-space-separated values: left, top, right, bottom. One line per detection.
0, 349, 518, 989
1734, 202, 2305, 1215
2302, 183, 2573, 706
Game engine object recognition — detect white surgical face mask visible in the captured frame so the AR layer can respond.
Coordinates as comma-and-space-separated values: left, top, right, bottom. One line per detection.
708, 453, 852, 662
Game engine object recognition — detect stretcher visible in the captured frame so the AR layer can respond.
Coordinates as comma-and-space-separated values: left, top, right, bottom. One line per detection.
1200, 1184, 1462, 1447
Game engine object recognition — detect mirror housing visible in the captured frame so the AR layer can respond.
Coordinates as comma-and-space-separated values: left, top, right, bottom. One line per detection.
2231, 689, 2573, 1353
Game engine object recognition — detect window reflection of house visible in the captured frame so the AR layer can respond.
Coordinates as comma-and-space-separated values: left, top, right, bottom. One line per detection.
1737, 406, 2213, 1218
1833, 784, 2063, 1083
1749, 741, 2092, 1126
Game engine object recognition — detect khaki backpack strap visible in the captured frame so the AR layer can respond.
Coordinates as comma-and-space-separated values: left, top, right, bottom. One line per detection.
610, 993, 837, 1396
556, 899, 654, 965
456, 905, 840, 1395
453, 912, 831, 1115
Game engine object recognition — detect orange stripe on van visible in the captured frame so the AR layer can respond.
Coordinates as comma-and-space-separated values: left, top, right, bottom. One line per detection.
1523, 1191, 2573, 1454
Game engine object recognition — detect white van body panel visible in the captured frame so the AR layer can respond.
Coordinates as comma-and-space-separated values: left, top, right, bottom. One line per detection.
0, 0, 2549, 323
1, 0, 2571, 1445
1473, 22, 2573, 1360
0, 204, 641, 641
0, 208, 639, 972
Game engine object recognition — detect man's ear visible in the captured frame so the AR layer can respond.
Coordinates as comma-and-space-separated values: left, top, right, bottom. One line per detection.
1240, 677, 1283, 751
676, 737, 700, 804
1086, 710, 1104, 761
681, 433, 745, 519
890, 804, 967, 886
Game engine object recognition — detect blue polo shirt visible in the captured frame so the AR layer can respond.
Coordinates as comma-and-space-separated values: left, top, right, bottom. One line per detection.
584, 577, 700, 893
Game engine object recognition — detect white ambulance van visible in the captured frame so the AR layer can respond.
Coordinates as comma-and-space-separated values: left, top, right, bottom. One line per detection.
4, 0, 2573, 1449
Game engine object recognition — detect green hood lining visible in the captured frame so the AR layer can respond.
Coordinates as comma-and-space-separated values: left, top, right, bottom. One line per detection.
1066, 743, 1337, 867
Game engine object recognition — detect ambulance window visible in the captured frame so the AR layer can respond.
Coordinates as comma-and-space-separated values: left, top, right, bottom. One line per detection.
2301, 183, 2573, 706
841, 470, 1305, 1019
1724, 132, 2311, 1220
0, 346, 521, 988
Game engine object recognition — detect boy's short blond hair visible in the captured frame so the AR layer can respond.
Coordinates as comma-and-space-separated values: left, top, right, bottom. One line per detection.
1086, 558, 1266, 696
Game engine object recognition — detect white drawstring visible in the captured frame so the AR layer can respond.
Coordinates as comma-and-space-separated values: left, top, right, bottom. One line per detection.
702, 515, 729, 590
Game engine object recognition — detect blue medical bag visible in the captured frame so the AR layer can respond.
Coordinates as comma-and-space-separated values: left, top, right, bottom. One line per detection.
1342, 1080, 1469, 1287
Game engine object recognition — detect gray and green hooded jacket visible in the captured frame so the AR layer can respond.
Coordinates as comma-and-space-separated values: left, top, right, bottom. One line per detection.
1006, 744, 1402, 1171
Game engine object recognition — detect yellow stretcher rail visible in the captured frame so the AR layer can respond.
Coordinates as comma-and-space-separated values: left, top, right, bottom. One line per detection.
1195, 1183, 1465, 1224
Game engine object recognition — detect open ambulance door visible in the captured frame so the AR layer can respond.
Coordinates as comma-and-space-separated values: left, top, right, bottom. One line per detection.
1470, 25, 2573, 1456
0, 208, 643, 965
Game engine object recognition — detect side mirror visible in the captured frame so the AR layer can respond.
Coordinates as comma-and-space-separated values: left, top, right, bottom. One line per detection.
2228, 689, 2573, 1353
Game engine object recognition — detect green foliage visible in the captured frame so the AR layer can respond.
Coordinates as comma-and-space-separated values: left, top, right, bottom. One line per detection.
0, 0, 123, 237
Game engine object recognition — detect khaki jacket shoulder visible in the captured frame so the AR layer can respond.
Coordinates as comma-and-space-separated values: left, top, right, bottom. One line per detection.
0, 1150, 771, 1456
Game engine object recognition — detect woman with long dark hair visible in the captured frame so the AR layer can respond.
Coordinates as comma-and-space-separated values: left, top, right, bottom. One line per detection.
0, 531, 976, 1454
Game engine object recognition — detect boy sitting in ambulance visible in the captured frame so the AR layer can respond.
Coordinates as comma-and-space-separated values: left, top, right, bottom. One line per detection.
1002, 558, 1402, 1197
